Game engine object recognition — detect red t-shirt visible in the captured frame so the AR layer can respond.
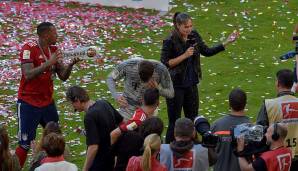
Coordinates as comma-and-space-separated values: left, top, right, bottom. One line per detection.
119, 108, 148, 132
126, 156, 167, 171
18, 41, 58, 107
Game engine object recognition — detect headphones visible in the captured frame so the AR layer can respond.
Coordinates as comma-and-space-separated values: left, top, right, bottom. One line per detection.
271, 123, 280, 141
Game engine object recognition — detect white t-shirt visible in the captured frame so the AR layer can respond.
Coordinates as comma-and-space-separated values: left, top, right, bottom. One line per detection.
34, 161, 78, 171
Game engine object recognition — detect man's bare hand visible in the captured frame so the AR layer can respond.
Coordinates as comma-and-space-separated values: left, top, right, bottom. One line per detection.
146, 79, 158, 89
48, 50, 62, 65
237, 137, 245, 152
110, 128, 122, 145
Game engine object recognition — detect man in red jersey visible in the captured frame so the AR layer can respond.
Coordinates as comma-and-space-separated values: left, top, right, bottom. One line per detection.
15, 22, 80, 167
110, 88, 160, 145
237, 123, 292, 171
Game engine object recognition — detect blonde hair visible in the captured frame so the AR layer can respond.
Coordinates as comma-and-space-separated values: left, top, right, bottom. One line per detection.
141, 134, 161, 171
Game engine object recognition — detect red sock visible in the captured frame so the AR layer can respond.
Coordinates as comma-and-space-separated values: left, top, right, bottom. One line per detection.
15, 146, 28, 168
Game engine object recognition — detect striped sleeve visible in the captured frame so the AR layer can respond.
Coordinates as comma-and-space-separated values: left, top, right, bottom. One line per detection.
157, 63, 174, 98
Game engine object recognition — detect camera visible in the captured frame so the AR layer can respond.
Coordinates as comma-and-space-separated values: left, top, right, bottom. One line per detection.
294, 36, 298, 54
279, 36, 298, 60
194, 116, 220, 148
231, 123, 269, 157
232, 123, 264, 142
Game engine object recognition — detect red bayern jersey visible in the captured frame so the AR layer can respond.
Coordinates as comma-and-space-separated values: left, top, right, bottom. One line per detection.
119, 108, 148, 132
18, 41, 58, 107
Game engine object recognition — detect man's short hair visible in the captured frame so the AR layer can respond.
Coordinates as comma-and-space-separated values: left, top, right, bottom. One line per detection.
174, 118, 194, 138
229, 88, 247, 111
66, 86, 90, 103
37, 22, 54, 36
139, 116, 164, 138
276, 69, 294, 89
139, 60, 154, 82
42, 133, 65, 157
143, 88, 159, 106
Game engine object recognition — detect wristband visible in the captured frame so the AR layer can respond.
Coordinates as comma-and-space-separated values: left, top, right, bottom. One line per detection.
119, 125, 125, 132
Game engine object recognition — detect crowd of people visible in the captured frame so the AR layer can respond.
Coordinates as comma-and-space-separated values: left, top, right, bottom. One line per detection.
0, 10, 298, 171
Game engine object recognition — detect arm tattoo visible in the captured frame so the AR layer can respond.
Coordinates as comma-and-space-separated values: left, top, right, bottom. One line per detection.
55, 62, 73, 81
22, 62, 49, 80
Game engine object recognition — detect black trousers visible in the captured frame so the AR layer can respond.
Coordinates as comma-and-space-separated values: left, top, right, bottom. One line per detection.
165, 85, 199, 143
291, 158, 298, 171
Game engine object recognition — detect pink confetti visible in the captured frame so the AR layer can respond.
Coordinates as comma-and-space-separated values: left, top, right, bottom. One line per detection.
0, 0, 166, 86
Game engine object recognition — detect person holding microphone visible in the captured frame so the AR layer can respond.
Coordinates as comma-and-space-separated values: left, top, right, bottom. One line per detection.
160, 12, 239, 143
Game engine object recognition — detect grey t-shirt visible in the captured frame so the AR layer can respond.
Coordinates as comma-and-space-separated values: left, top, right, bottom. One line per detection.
107, 58, 174, 119
211, 114, 250, 171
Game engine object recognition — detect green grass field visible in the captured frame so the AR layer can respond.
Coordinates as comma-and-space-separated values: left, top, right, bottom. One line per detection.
1, 0, 298, 169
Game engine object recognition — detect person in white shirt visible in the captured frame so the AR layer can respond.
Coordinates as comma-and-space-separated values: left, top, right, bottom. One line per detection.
34, 133, 77, 171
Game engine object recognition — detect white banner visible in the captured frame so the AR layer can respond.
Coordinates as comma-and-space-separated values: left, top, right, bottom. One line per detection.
67, 0, 171, 11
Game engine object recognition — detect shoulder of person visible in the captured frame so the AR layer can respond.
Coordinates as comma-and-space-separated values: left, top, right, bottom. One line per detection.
23, 41, 38, 48
162, 37, 174, 50
233, 115, 251, 123
194, 144, 208, 152
66, 161, 78, 169
147, 59, 166, 69
244, 115, 251, 121
85, 108, 97, 119
190, 30, 200, 36
93, 99, 111, 107
212, 115, 229, 125
123, 58, 140, 65
148, 59, 168, 73
85, 100, 112, 117
35, 150, 47, 159
21, 42, 38, 55
160, 144, 171, 153
100, 100, 119, 112
264, 97, 278, 106
191, 30, 202, 39
165, 32, 174, 41
97, 99, 108, 105
146, 58, 159, 64
128, 156, 142, 164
